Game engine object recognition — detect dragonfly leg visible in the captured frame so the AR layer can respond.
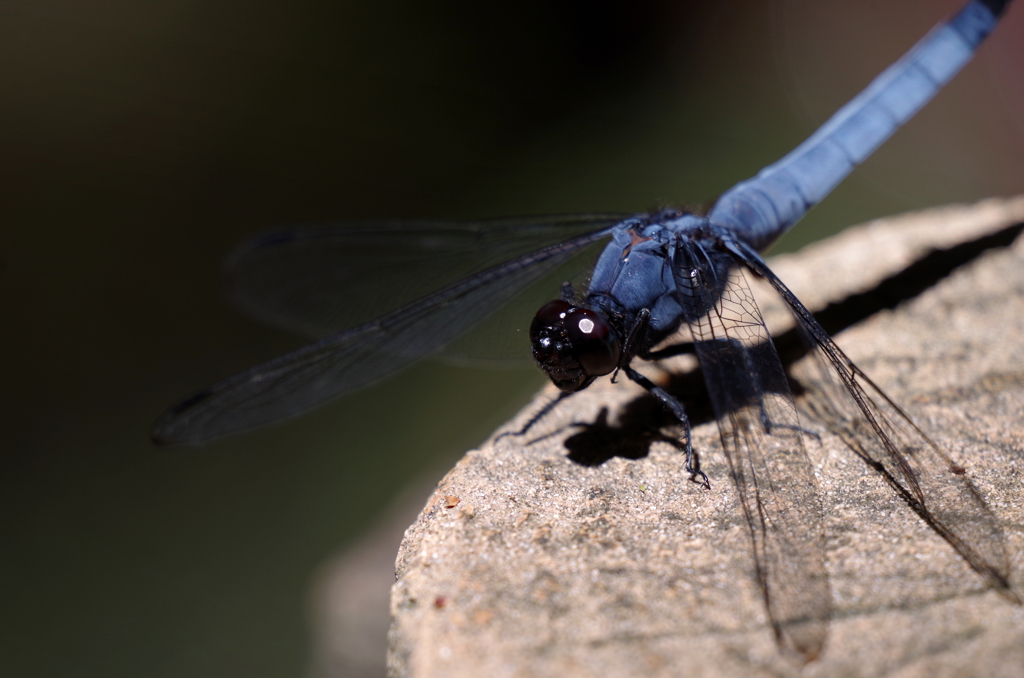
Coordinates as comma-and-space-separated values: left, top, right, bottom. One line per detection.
621, 308, 651, 356
622, 309, 696, 362
624, 364, 710, 489
611, 308, 652, 385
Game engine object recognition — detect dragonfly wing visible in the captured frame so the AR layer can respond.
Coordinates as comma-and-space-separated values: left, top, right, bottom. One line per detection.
725, 237, 1015, 598
709, 0, 1009, 251
153, 225, 618, 446
677, 240, 830, 660
226, 214, 629, 341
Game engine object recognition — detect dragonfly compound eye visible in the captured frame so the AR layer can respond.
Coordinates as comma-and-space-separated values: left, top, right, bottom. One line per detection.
530, 301, 621, 383
531, 300, 588, 391
563, 307, 620, 376
530, 300, 572, 337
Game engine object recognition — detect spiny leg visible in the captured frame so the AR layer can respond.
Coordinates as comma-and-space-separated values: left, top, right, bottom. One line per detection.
624, 364, 710, 489
610, 308, 651, 385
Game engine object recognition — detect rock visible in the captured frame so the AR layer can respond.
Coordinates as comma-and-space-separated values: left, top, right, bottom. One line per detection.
384, 197, 1024, 678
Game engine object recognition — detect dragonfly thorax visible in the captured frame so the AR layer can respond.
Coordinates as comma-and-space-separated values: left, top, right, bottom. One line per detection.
530, 300, 621, 392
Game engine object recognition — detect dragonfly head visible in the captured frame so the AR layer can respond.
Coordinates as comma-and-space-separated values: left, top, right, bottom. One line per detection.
530, 300, 621, 392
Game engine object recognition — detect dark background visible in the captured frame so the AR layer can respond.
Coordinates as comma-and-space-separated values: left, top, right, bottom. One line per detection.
2, 0, 1022, 676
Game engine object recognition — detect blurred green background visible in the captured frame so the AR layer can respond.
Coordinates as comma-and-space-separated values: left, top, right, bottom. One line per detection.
2, 0, 1022, 676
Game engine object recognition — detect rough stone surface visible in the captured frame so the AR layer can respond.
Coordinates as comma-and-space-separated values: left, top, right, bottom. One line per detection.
383, 197, 1024, 678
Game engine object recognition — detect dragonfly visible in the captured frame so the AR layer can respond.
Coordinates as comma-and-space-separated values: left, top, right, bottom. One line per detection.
153, 0, 1016, 660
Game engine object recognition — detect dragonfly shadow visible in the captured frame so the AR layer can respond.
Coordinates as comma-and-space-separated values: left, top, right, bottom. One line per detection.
562, 406, 661, 467
561, 218, 1024, 469
561, 367, 718, 467
771, 220, 1024, 367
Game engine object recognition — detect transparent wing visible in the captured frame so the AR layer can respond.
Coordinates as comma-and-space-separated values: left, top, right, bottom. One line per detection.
725, 237, 1015, 599
153, 222, 622, 446
226, 214, 629, 349
677, 240, 830, 660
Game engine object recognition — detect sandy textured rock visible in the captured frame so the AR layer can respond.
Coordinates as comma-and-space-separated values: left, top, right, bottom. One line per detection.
385, 197, 1024, 678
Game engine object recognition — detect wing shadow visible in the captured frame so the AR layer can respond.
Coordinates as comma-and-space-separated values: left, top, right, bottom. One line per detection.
562, 219, 1024, 468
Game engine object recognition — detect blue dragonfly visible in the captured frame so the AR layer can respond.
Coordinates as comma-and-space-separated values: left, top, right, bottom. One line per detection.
154, 0, 1016, 660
